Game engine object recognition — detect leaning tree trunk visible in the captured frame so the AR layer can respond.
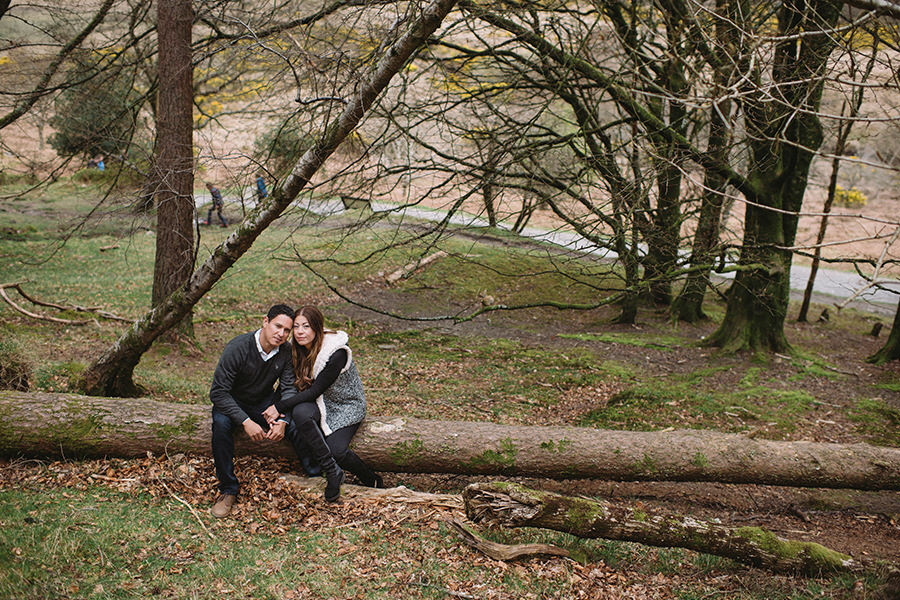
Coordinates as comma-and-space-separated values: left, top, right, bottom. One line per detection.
3, 391, 900, 491
78, 0, 460, 397
462, 482, 873, 576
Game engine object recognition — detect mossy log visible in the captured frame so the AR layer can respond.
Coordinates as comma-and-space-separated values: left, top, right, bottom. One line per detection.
2, 390, 900, 491
462, 481, 872, 576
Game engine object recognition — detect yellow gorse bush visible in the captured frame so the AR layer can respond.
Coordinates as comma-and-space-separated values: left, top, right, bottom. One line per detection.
834, 185, 867, 208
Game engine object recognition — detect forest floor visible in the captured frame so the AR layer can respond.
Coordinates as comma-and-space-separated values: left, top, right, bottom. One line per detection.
2, 183, 900, 599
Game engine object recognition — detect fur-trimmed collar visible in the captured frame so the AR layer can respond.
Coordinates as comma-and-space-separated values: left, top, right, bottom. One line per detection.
312, 330, 352, 378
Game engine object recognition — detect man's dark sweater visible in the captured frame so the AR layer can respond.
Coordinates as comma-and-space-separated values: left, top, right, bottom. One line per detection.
209, 331, 298, 424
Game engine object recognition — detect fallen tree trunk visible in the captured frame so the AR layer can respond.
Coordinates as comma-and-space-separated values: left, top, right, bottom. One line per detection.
2, 390, 900, 490
462, 481, 872, 576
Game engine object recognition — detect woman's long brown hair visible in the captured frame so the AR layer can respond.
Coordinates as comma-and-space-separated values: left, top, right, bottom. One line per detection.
292, 305, 325, 391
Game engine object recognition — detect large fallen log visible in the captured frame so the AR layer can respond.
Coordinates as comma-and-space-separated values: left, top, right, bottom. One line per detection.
461, 481, 876, 577
1, 390, 899, 490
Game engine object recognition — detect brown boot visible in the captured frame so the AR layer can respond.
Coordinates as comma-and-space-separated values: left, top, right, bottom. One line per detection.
211, 493, 236, 518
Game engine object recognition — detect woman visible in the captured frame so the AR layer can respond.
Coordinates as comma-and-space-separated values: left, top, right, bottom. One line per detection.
264, 306, 382, 502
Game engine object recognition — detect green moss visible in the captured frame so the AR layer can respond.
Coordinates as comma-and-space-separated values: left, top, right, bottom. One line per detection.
389, 436, 425, 467
4, 413, 110, 456
67, 415, 104, 437
149, 414, 199, 440
562, 497, 604, 532
560, 464, 580, 478
559, 332, 683, 350
540, 438, 573, 453
632, 509, 648, 522
468, 438, 519, 472
691, 452, 709, 469
633, 453, 657, 475
734, 526, 853, 570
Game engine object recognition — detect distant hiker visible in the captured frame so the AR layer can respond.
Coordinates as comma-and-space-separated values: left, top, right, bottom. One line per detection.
264, 305, 383, 503
255, 173, 268, 203
96, 155, 105, 171
209, 304, 318, 518
205, 182, 227, 227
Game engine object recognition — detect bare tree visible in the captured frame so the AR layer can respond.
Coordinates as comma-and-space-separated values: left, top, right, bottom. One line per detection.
313, 0, 900, 349
79, 0, 460, 396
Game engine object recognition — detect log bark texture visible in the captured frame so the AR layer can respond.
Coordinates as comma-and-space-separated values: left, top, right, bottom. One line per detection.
462, 482, 870, 576
2, 391, 900, 491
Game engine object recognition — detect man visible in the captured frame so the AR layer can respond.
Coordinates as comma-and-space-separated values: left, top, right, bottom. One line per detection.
209, 304, 310, 518
255, 173, 268, 203
205, 182, 227, 227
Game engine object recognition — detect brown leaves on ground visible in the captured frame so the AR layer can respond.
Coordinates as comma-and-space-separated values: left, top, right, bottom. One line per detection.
1, 454, 890, 599
0, 454, 724, 599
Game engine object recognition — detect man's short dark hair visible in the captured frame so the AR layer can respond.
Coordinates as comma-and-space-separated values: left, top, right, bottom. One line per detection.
267, 304, 294, 321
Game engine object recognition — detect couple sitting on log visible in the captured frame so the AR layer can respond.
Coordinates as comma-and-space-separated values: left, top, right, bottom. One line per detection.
209, 304, 382, 518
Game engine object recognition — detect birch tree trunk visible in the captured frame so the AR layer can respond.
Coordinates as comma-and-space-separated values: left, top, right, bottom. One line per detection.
3, 391, 899, 491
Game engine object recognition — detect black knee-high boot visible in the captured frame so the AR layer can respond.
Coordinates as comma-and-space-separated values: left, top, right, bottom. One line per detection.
338, 450, 383, 488
296, 418, 344, 502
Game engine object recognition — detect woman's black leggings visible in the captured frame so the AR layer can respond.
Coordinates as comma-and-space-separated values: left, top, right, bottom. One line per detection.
291, 402, 380, 487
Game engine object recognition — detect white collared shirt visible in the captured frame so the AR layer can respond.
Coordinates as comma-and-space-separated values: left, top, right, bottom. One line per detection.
254, 329, 280, 361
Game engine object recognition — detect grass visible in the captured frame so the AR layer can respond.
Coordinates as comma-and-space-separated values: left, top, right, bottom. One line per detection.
0, 334, 32, 390
1, 482, 888, 600
578, 364, 821, 434
0, 486, 344, 599
354, 329, 622, 423
850, 397, 900, 445
559, 331, 685, 350
0, 485, 591, 600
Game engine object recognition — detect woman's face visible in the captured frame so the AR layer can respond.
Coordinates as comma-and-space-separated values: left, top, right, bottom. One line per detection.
293, 314, 316, 349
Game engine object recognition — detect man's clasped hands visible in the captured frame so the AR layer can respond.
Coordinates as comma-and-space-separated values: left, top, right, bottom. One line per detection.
241, 405, 289, 442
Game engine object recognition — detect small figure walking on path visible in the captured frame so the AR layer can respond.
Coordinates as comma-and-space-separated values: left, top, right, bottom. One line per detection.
255, 172, 268, 203
206, 182, 227, 227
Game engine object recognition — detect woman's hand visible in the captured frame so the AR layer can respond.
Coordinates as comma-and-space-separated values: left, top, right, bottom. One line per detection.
266, 421, 286, 442
262, 405, 280, 425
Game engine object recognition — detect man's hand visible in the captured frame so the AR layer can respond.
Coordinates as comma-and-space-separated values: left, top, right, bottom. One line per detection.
266, 421, 286, 442
242, 419, 267, 442
262, 405, 280, 425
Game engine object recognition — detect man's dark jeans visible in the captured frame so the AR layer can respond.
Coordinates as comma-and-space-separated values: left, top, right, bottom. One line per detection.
211, 399, 276, 495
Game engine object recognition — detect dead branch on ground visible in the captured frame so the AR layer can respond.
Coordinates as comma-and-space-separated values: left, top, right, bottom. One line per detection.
0, 282, 132, 325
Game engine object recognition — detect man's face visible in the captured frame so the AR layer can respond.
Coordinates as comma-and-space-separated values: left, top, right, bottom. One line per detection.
260, 314, 293, 352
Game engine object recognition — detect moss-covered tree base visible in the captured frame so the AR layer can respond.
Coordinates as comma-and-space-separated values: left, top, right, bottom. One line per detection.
703, 271, 791, 354
868, 300, 900, 364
